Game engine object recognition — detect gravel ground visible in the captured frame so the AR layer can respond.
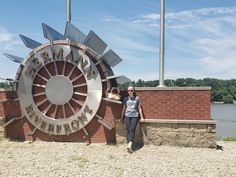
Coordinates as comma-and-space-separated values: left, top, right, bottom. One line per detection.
0, 140, 236, 177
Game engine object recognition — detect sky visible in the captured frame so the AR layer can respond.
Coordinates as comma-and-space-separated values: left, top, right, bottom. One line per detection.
0, 0, 236, 81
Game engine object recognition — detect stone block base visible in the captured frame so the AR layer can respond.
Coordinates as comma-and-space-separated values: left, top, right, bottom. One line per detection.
115, 119, 216, 148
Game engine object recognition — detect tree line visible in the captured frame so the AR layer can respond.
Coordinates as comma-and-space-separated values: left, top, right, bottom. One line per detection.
0, 81, 12, 89
1, 78, 236, 103
119, 78, 236, 104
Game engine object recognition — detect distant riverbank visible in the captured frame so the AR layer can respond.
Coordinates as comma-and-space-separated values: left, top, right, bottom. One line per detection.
212, 101, 236, 104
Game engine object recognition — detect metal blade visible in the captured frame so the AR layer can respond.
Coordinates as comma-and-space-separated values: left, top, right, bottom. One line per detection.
102, 75, 130, 84
19, 34, 41, 49
64, 22, 86, 43
116, 75, 131, 84
102, 75, 121, 82
2, 52, 23, 63
83, 30, 107, 55
0, 76, 14, 81
42, 23, 65, 41
99, 49, 122, 67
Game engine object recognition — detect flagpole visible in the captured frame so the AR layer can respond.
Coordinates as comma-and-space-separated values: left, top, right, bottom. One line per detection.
67, 0, 71, 23
158, 0, 165, 87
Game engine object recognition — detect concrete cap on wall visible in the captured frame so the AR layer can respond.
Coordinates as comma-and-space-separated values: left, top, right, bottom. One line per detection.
134, 87, 211, 91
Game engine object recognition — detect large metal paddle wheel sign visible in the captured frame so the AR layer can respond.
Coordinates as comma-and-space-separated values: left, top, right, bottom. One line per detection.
19, 40, 103, 136
2, 14, 128, 138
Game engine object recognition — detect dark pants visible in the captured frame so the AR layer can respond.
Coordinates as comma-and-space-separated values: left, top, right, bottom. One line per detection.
124, 117, 139, 143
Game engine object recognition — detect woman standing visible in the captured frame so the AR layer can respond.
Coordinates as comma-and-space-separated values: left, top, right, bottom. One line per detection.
121, 86, 144, 153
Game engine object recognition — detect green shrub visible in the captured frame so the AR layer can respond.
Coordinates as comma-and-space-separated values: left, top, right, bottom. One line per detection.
223, 137, 236, 141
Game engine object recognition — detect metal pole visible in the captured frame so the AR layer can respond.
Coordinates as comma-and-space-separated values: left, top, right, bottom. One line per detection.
158, 0, 165, 87
67, 0, 71, 23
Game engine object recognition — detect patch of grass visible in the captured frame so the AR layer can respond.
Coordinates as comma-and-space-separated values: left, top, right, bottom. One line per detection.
51, 156, 60, 161
9, 137, 25, 142
6, 155, 14, 159
107, 143, 120, 147
223, 137, 236, 141
68, 155, 89, 167
108, 154, 116, 160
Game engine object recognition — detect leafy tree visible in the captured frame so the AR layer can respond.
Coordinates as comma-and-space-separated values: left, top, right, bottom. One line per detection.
175, 78, 186, 87
119, 78, 236, 103
0, 81, 11, 89
165, 79, 175, 87
223, 94, 234, 104
135, 79, 145, 87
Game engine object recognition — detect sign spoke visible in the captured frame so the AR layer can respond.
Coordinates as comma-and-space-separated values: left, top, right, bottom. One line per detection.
71, 73, 83, 82
44, 103, 52, 115
62, 61, 67, 75
67, 65, 76, 78
74, 92, 87, 97
54, 61, 58, 75
37, 98, 48, 107
33, 92, 46, 97
33, 84, 46, 88
37, 73, 49, 82
71, 97, 83, 107
62, 105, 66, 119
52, 105, 58, 118
44, 66, 52, 77
67, 102, 76, 114
73, 83, 87, 88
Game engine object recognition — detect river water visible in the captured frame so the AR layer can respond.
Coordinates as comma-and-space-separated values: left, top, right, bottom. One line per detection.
211, 104, 236, 139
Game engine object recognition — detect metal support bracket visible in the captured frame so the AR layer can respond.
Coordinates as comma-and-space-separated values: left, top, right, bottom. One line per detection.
3, 117, 22, 128
96, 114, 114, 130
28, 127, 37, 136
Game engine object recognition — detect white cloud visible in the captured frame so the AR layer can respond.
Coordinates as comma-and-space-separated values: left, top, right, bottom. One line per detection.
132, 6, 236, 79
136, 6, 236, 22
141, 13, 159, 20
101, 16, 158, 61
100, 6, 236, 80
198, 36, 236, 75
109, 35, 157, 54
0, 27, 12, 42
0, 26, 24, 52
0, 26, 28, 79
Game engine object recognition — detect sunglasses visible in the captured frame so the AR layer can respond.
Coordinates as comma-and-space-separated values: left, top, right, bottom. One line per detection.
128, 90, 134, 92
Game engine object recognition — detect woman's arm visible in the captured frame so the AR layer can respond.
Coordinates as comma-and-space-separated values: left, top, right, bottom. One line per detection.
138, 105, 144, 122
120, 105, 126, 123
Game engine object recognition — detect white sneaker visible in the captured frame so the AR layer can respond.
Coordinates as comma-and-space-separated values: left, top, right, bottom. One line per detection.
127, 142, 133, 153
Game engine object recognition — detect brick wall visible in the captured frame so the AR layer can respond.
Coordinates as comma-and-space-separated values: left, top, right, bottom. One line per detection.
0, 90, 18, 118
133, 87, 211, 120
0, 89, 121, 143
0, 87, 211, 142
0, 89, 17, 100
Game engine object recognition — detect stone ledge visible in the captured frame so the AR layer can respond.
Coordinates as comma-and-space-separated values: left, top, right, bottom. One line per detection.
0, 88, 14, 91
115, 120, 216, 148
0, 98, 19, 103
142, 119, 216, 125
0, 116, 5, 119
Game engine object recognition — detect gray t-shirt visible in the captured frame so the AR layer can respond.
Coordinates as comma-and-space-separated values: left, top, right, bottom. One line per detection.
123, 96, 140, 117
